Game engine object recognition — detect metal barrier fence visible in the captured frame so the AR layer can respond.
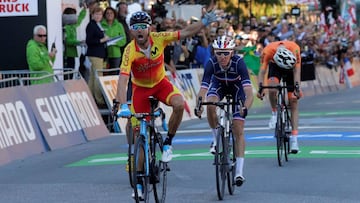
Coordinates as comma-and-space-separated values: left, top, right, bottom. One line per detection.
0, 77, 22, 88
0, 69, 82, 89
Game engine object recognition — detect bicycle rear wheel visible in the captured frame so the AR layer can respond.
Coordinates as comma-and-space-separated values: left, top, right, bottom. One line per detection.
227, 131, 236, 195
133, 136, 150, 203
215, 127, 226, 200
153, 132, 168, 203
276, 106, 285, 167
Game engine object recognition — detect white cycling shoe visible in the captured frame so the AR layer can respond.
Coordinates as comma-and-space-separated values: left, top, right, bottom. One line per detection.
290, 136, 299, 154
162, 145, 173, 162
268, 114, 277, 129
209, 142, 216, 154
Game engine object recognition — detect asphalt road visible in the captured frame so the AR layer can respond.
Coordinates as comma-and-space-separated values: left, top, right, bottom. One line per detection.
1, 86, 360, 203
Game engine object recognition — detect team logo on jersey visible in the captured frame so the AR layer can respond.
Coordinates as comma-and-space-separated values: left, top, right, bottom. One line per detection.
151, 47, 158, 56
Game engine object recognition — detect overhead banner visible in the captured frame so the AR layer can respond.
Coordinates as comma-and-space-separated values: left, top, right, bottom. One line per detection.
0, 0, 38, 17
62, 79, 110, 140
23, 82, 87, 150
0, 86, 46, 166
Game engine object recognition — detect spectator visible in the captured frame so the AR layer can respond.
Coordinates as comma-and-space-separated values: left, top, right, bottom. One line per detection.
101, 6, 127, 75
26, 25, 56, 85
116, 1, 131, 59
194, 28, 211, 68
63, 5, 87, 80
86, 6, 109, 108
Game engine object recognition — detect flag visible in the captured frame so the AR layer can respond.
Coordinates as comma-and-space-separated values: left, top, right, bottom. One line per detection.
343, 58, 355, 77
241, 46, 260, 75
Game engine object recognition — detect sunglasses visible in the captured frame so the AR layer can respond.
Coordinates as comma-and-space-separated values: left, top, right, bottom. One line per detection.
131, 24, 148, 30
37, 34, 47, 38
215, 51, 232, 56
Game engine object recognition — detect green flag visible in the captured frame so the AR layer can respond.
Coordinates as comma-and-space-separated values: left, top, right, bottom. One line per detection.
240, 46, 260, 75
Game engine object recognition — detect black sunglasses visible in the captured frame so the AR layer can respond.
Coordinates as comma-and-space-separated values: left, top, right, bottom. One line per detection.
37, 34, 47, 38
215, 51, 232, 56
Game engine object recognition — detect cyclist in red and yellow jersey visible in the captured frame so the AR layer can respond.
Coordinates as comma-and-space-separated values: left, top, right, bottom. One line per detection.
257, 40, 302, 154
115, 11, 218, 160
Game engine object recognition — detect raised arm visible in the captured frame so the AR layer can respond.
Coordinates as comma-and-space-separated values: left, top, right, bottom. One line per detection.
179, 10, 219, 40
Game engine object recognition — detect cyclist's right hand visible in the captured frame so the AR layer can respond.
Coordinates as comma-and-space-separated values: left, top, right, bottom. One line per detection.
257, 83, 265, 100
117, 103, 131, 117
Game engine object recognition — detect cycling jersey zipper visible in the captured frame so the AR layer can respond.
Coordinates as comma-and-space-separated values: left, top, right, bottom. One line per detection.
225, 71, 228, 86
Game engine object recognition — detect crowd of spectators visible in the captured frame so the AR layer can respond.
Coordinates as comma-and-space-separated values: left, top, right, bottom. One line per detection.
21, 1, 358, 108
148, 4, 359, 77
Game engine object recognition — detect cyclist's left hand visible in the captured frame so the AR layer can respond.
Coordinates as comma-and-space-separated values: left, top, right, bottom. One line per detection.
241, 107, 248, 118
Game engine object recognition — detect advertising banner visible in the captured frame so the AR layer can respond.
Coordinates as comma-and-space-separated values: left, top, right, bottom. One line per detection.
62, 79, 110, 140
97, 75, 127, 133
0, 0, 38, 17
23, 82, 87, 150
0, 86, 46, 166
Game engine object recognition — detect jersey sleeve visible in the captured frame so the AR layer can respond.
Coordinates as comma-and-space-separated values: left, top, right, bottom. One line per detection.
201, 58, 215, 89
120, 42, 133, 76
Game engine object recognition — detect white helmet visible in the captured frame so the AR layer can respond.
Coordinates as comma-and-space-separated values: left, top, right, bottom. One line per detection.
212, 35, 235, 49
273, 46, 296, 69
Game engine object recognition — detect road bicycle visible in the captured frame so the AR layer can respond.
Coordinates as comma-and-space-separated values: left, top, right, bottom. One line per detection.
118, 96, 169, 203
258, 82, 292, 167
196, 94, 241, 200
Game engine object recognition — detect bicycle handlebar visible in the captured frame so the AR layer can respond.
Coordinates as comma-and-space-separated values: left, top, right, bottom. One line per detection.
195, 95, 244, 119
258, 83, 294, 95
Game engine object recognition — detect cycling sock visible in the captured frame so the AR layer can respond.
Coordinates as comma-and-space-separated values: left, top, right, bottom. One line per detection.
236, 157, 244, 176
211, 128, 217, 145
164, 133, 174, 145
271, 110, 277, 116
137, 172, 144, 184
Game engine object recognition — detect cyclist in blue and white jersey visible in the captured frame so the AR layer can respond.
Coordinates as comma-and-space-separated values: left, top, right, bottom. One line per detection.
195, 35, 254, 187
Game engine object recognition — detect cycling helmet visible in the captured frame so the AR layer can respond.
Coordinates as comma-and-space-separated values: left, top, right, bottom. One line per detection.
130, 11, 152, 26
212, 35, 236, 49
273, 46, 296, 69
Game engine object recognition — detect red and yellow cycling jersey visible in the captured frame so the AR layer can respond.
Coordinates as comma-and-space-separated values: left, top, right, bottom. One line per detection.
260, 41, 301, 70
120, 31, 180, 88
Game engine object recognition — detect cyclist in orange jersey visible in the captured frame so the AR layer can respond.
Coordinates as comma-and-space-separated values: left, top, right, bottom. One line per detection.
257, 40, 302, 154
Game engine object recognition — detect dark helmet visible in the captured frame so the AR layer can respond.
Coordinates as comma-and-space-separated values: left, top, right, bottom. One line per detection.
130, 11, 152, 26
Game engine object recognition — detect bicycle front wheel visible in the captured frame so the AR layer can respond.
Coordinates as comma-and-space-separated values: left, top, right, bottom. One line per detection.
127, 124, 134, 188
215, 127, 226, 200
227, 131, 236, 195
276, 107, 285, 167
153, 133, 168, 203
133, 136, 150, 203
